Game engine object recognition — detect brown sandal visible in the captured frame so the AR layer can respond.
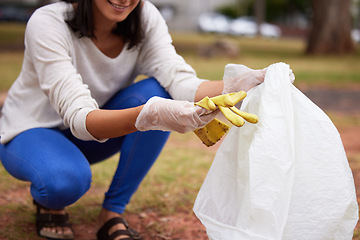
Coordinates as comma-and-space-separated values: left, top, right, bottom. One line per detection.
33, 200, 74, 240
96, 217, 143, 240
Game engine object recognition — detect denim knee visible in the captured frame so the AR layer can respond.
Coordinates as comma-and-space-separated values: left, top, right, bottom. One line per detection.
32, 165, 92, 209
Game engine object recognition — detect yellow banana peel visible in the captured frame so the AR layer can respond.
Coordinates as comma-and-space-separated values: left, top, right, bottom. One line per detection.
194, 118, 230, 147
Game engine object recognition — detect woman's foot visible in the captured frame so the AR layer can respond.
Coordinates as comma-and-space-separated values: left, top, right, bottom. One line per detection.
33, 200, 74, 240
38, 209, 74, 238
97, 208, 142, 240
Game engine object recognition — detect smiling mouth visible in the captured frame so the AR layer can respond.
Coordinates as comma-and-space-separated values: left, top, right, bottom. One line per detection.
107, 0, 128, 10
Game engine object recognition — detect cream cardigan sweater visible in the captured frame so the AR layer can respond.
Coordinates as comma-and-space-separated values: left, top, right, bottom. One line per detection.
0, 1, 206, 144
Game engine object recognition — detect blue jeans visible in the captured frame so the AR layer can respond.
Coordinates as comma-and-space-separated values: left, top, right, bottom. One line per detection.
0, 78, 171, 213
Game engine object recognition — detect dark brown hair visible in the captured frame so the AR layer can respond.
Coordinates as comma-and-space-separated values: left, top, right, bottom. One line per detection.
61, 0, 144, 49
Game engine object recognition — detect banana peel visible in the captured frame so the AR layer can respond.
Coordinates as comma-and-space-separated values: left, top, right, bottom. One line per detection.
194, 90, 259, 147
194, 118, 230, 147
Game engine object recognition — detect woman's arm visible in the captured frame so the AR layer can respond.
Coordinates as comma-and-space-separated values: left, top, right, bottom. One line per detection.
86, 106, 143, 140
86, 80, 224, 140
86, 95, 220, 140
194, 80, 224, 102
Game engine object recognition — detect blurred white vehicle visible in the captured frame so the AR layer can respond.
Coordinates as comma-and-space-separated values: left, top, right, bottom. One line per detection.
352, 29, 360, 43
198, 12, 230, 34
229, 16, 282, 38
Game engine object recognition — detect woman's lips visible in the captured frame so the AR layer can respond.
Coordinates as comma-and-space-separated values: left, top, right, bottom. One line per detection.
107, 0, 128, 10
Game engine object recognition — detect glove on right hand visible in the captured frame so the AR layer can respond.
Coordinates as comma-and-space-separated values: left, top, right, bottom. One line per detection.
135, 97, 218, 133
222, 64, 295, 94
222, 64, 266, 94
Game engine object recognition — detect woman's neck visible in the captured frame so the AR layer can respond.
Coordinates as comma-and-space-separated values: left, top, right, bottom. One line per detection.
93, 17, 116, 39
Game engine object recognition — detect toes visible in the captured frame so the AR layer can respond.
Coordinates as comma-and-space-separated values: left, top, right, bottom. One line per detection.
41, 226, 72, 235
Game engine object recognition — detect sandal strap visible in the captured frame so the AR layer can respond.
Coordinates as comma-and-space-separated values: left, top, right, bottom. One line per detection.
102, 217, 129, 231
36, 213, 72, 228
110, 230, 132, 240
33, 199, 74, 240
97, 217, 143, 240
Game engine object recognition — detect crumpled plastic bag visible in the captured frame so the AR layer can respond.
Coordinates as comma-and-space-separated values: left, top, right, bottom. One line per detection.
193, 62, 359, 240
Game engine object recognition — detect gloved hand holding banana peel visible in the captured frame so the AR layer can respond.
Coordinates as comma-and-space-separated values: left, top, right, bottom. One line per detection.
193, 91, 259, 147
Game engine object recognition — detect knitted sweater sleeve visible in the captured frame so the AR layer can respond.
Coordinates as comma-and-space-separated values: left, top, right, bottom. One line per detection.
25, 6, 104, 142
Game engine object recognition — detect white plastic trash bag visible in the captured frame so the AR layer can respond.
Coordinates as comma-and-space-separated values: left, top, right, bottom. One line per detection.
193, 62, 359, 240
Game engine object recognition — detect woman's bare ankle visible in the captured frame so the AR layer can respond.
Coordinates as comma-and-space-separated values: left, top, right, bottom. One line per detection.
98, 208, 122, 225
39, 208, 66, 215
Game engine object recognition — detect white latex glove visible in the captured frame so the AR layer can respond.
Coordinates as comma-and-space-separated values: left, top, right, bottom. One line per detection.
222, 64, 266, 94
135, 97, 218, 133
222, 64, 295, 94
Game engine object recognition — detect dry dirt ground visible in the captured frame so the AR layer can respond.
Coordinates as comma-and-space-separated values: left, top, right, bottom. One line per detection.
0, 87, 359, 240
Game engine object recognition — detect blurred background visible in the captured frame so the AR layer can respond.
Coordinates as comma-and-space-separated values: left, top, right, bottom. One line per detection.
0, 0, 360, 239
0, 0, 360, 45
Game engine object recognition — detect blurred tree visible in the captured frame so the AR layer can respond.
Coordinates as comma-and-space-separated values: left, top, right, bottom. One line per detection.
38, 0, 52, 6
255, 0, 265, 35
306, 0, 355, 54
246, 0, 310, 22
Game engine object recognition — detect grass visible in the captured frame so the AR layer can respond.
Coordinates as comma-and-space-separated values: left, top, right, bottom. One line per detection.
0, 23, 360, 238
0, 131, 214, 240
171, 33, 360, 88
0, 25, 360, 90
0, 52, 23, 91
0, 23, 25, 46
126, 133, 214, 214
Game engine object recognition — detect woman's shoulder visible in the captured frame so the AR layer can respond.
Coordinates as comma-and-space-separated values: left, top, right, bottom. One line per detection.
28, 2, 73, 27
141, 1, 166, 29
142, 0, 157, 11
142, 1, 164, 19
25, 2, 74, 44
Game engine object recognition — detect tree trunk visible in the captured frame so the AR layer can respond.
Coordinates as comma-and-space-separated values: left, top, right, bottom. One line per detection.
255, 0, 265, 36
306, 0, 355, 55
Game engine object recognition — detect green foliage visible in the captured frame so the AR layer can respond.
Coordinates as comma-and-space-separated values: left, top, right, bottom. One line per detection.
216, 0, 252, 19
267, 0, 311, 22
218, 0, 311, 22
216, 4, 243, 19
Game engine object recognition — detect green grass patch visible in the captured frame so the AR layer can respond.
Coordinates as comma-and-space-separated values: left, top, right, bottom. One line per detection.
348, 154, 360, 172
0, 201, 39, 240
0, 52, 23, 91
0, 27, 359, 238
354, 230, 360, 240
126, 132, 213, 215
0, 23, 26, 46
0, 132, 214, 235
171, 33, 360, 88
327, 113, 360, 128
0, 27, 359, 90
0, 160, 29, 190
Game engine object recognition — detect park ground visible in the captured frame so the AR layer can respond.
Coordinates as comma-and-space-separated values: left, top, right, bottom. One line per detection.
0, 85, 359, 240
0, 26, 359, 239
